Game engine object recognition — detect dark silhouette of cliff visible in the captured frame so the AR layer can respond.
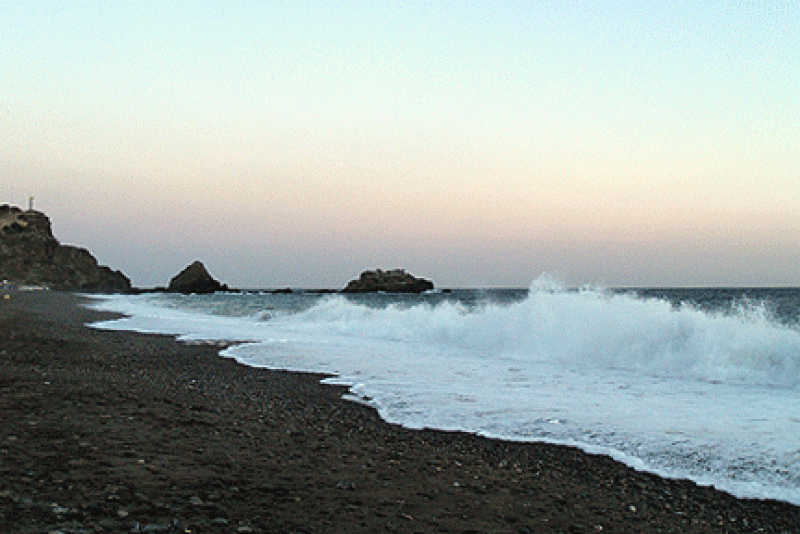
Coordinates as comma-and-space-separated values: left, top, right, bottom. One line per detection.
0, 204, 131, 292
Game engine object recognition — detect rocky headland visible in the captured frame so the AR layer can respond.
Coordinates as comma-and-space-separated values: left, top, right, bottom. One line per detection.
342, 269, 434, 293
0, 205, 131, 293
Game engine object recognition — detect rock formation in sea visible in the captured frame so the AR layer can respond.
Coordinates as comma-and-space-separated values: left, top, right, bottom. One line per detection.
0, 204, 132, 292
341, 269, 434, 293
167, 260, 228, 294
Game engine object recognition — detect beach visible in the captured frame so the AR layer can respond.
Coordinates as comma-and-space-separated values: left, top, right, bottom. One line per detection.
1, 290, 798, 533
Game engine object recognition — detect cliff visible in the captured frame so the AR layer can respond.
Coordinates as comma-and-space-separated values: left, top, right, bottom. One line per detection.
0, 204, 132, 292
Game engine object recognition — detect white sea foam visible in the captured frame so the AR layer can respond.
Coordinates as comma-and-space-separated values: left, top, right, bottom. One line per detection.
88, 280, 800, 505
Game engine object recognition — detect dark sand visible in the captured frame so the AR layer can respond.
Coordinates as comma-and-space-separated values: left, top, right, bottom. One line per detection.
1, 290, 798, 533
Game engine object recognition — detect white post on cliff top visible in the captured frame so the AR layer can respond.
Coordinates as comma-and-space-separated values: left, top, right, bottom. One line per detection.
28, 196, 34, 211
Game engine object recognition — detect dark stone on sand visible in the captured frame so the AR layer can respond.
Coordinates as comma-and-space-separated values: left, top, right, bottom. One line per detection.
167, 260, 228, 294
0, 204, 132, 292
342, 268, 434, 293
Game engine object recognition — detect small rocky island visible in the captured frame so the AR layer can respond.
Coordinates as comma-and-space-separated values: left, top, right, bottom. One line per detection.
0, 204, 131, 292
342, 269, 434, 293
167, 260, 228, 294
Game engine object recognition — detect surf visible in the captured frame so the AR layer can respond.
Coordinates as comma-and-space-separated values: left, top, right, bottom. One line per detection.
88, 279, 800, 505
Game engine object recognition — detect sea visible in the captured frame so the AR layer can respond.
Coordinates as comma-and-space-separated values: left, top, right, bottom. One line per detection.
87, 276, 800, 506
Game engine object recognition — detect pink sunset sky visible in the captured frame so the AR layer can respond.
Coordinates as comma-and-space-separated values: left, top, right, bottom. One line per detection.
3, 1, 798, 288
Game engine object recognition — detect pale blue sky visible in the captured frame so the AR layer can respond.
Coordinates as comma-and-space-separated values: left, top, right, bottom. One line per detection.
2, 1, 799, 288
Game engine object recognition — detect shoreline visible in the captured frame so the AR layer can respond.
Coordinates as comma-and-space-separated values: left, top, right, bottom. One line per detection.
1, 290, 798, 532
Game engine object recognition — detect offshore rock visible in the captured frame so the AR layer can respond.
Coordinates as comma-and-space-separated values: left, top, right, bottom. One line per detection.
0, 204, 132, 292
342, 269, 434, 294
167, 260, 228, 294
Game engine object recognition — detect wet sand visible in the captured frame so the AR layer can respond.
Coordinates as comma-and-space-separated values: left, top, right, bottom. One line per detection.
1, 290, 798, 533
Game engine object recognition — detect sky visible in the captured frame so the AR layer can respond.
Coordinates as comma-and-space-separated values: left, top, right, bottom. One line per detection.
2, 1, 799, 289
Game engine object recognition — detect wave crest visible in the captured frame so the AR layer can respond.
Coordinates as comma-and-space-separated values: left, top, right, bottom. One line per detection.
282, 282, 800, 388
